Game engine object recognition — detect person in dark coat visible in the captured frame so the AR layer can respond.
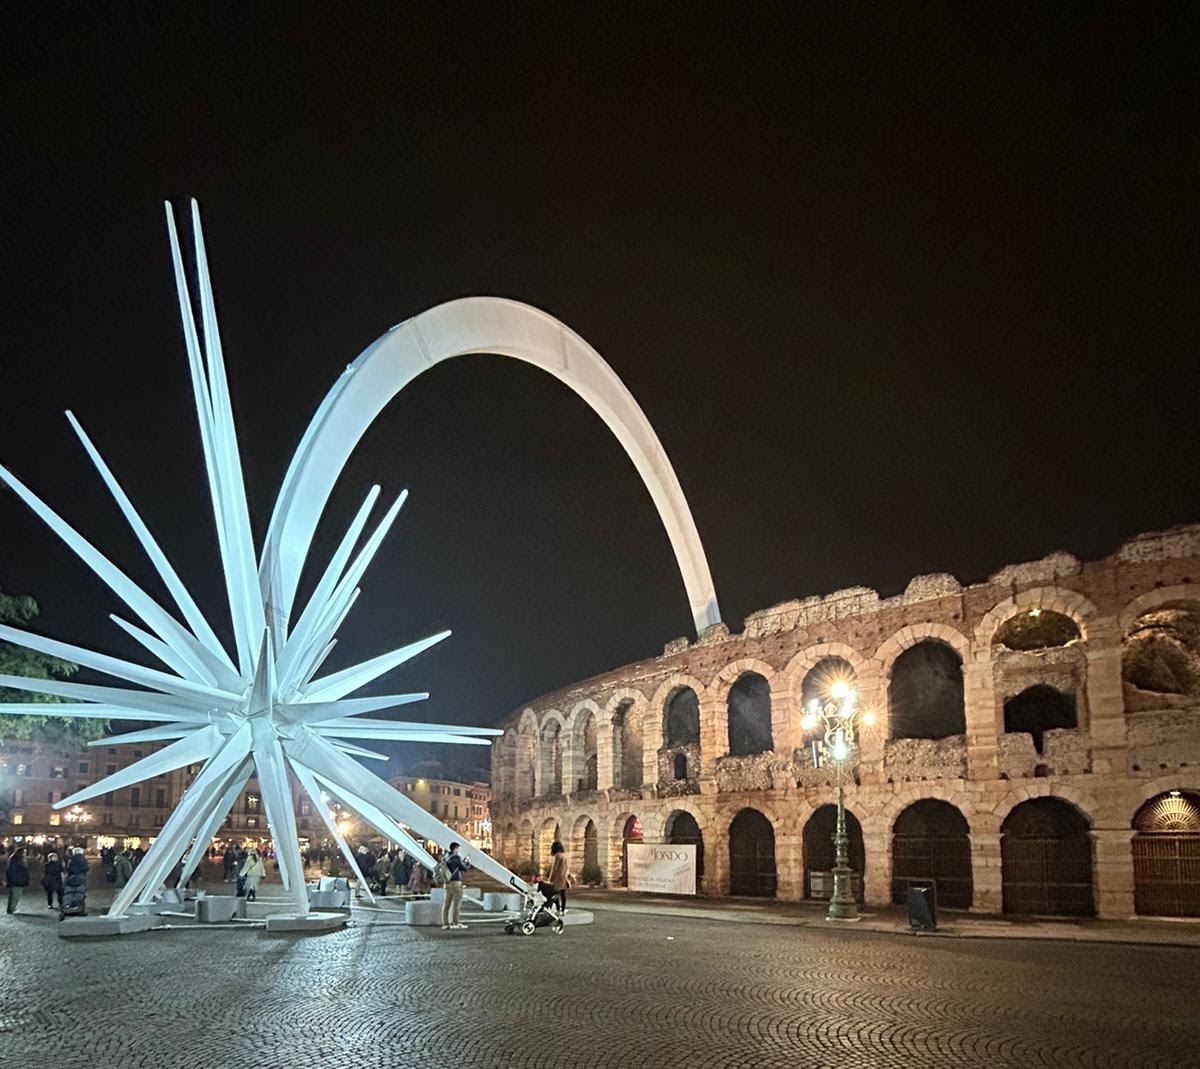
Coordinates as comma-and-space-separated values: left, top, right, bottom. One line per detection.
41, 852, 64, 909
392, 851, 413, 892
5, 848, 30, 914
60, 848, 89, 918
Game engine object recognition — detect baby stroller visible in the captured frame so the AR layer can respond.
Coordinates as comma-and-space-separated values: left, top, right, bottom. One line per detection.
504, 879, 564, 936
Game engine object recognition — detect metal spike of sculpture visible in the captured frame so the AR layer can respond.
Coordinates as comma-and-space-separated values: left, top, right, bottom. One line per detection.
0, 201, 720, 918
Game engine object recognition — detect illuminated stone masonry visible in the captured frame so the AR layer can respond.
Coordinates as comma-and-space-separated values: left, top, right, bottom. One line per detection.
492, 524, 1200, 919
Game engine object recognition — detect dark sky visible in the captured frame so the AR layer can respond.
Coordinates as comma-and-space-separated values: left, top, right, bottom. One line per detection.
2, 8, 1197, 771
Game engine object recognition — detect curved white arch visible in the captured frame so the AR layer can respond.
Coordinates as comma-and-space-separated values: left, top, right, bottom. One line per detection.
260, 297, 720, 638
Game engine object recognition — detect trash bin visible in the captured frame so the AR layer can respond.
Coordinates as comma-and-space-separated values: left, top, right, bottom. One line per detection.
906, 881, 937, 932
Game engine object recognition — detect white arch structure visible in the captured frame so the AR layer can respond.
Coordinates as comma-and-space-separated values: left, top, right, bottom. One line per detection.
260, 297, 721, 641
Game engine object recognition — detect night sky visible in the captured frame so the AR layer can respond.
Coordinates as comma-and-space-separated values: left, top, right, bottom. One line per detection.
2, 8, 1197, 771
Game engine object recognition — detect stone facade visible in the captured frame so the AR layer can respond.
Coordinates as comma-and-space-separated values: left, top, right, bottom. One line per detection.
490, 524, 1200, 919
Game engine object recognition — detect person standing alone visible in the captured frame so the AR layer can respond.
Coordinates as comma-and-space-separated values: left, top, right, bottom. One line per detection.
240, 849, 266, 902
5, 848, 29, 913
440, 842, 471, 930
547, 840, 570, 913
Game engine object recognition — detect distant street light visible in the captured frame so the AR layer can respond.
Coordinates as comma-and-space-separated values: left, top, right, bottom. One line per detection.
801, 680, 875, 921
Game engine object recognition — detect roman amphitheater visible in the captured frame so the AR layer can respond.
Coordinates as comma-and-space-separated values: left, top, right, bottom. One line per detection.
490, 524, 1200, 919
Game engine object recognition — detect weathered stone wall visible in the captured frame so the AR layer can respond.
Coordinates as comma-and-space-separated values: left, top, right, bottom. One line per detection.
490, 524, 1200, 918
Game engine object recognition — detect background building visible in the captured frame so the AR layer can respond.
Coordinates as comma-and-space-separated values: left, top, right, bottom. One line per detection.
387, 760, 492, 850
491, 524, 1200, 919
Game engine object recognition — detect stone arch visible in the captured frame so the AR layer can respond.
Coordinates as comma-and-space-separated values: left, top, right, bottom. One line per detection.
886, 639, 966, 740
728, 807, 777, 897
1000, 796, 1095, 917
538, 712, 566, 797
610, 811, 644, 887
607, 691, 648, 791
566, 700, 602, 793
1120, 597, 1200, 698
874, 623, 970, 677
890, 798, 973, 908
261, 297, 721, 640
650, 672, 708, 786
1131, 790, 1200, 917
1120, 585, 1200, 632
781, 643, 877, 703
664, 808, 707, 887
994, 782, 1099, 826
663, 686, 701, 749
568, 813, 601, 883
975, 588, 1099, 648
1003, 683, 1078, 755
802, 803, 865, 902
725, 673, 774, 756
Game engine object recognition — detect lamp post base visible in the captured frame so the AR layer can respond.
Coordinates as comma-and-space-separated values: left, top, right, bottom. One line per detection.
826, 864, 859, 921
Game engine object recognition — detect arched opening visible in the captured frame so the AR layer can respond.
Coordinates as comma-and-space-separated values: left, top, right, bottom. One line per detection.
727, 673, 773, 756
541, 721, 563, 796
801, 657, 857, 710
612, 700, 643, 790
890, 799, 973, 908
1001, 798, 1094, 917
1004, 684, 1078, 754
1123, 602, 1200, 696
580, 712, 598, 791
803, 804, 865, 902
994, 610, 1081, 651
1132, 790, 1200, 917
888, 641, 965, 740
619, 814, 643, 887
666, 809, 705, 887
728, 808, 776, 897
583, 819, 600, 881
665, 687, 700, 747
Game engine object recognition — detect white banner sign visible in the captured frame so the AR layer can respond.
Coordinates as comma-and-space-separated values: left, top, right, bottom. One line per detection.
626, 842, 697, 895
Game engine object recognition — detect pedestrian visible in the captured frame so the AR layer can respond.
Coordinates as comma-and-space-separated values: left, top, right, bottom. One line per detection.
392, 851, 412, 893
61, 848, 89, 918
222, 846, 237, 881
5, 848, 30, 914
373, 853, 392, 896
440, 842, 471, 931
407, 858, 431, 896
113, 849, 133, 888
240, 848, 266, 902
547, 840, 571, 913
41, 852, 64, 909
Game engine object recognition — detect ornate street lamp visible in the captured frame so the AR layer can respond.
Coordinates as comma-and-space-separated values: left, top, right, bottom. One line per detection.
801, 680, 875, 921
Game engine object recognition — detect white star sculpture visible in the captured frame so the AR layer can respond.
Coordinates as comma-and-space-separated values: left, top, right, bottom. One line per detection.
0, 202, 521, 917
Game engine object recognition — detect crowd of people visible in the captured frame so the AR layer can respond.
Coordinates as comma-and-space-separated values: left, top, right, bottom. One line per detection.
4, 844, 91, 917
3, 836, 573, 929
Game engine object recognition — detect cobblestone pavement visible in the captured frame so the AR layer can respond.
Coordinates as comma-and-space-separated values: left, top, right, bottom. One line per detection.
1, 902, 1197, 1069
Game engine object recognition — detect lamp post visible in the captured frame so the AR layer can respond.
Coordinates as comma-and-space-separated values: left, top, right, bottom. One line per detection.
801, 680, 875, 921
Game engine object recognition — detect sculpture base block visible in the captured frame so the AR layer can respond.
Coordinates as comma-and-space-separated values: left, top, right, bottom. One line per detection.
58, 913, 158, 938
264, 911, 348, 933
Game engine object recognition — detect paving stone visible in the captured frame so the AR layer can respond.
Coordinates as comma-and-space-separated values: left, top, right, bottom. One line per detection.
0, 905, 1196, 1068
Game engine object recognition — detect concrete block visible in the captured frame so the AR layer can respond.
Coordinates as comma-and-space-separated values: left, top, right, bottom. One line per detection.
264, 911, 348, 933
405, 899, 442, 926
196, 896, 241, 923
58, 913, 158, 938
